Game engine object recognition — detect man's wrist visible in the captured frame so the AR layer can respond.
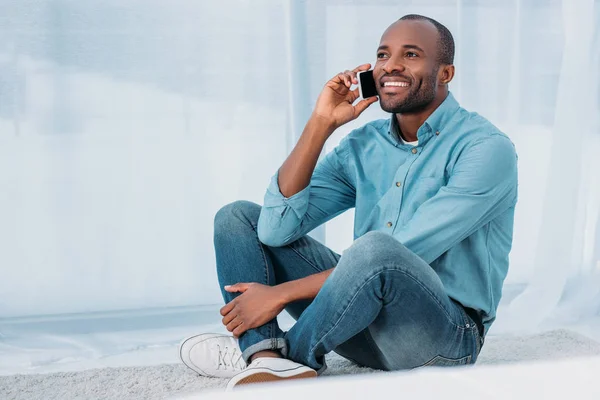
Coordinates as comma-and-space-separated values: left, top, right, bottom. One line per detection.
273, 282, 294, 306
307, 114, 337, 139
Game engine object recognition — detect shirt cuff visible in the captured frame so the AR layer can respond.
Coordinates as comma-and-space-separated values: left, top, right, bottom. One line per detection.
263, 171, 311, 220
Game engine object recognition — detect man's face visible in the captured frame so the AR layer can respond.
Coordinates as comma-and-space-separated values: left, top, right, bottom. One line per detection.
374, 20, 441, 114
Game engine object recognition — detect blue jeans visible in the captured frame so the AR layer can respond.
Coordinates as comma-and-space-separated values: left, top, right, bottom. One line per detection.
214, 201, 482, 374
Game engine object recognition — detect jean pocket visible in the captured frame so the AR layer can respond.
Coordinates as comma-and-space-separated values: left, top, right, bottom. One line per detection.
421, 354, 472, 367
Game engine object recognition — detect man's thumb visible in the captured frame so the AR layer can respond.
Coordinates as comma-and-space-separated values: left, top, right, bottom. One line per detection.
224, 283, 249, 293
354, 96, 378, 116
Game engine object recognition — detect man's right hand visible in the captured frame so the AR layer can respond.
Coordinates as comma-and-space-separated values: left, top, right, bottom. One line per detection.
311, 63, 379, 136
275, 64, 378, 199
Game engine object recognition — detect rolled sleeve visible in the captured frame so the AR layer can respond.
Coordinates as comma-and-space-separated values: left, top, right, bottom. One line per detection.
263, 171, 311, 220
257, 140, 356, 247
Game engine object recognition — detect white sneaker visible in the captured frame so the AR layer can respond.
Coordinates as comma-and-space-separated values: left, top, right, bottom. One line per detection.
179, 333, 246, 379
226, 357, 317, 391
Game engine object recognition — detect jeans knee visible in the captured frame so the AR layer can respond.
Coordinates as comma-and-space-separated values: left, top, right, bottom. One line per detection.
345, 231, 398, 263
338, 231, 417, 276
214, 200, 261, 237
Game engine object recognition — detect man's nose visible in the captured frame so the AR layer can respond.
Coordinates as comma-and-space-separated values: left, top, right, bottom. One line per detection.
382, 56, 406, 74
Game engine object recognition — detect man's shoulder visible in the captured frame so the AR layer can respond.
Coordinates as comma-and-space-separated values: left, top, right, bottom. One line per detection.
449, 108, 517, 166
453, 107, 513, 144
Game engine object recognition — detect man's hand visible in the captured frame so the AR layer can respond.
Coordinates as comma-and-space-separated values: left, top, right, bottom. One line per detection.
220, 283, 287, 338
311, 63, 379, 134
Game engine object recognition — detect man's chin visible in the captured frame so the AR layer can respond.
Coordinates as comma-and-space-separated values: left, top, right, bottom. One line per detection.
380, 99, 408, 114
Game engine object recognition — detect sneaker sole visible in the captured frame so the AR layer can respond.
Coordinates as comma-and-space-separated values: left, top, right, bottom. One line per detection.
235, 370, 317, 385
227, 367, 317, 390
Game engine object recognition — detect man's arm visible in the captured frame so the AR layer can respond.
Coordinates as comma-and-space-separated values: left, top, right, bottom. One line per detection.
221, 269, 334, 337
257, 64, 378, 247
221, 65, 378, 336
277, 116, 333, 198
276, 268, 335, 302
394, 135, 518, 264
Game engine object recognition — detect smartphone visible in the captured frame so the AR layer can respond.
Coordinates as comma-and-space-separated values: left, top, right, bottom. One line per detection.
357, 70, 378, 99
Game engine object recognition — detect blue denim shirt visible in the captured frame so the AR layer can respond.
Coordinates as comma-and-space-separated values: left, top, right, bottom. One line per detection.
258, 93, 518, 331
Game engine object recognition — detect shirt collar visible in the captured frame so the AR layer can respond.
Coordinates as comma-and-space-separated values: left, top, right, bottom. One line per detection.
387, 92, 460, 145
423, 91, 460, 135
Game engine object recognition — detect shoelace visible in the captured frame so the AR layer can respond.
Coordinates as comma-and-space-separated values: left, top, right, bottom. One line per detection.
216, 345, 245, 371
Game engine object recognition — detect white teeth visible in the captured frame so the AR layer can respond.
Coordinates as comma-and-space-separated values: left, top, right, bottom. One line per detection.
383, 82, 409, 87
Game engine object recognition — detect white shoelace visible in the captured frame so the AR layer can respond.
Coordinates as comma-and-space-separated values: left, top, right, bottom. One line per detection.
216, 345, 245, 371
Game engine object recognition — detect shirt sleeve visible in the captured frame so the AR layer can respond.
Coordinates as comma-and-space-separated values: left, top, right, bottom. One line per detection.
393, 135, 518, 264
257, 140, 356, 247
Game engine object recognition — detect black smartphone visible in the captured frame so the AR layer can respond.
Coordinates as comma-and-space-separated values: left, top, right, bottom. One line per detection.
357, 70, 378, 99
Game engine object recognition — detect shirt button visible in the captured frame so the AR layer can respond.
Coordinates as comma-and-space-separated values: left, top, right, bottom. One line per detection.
411, 148, 418, 154
396, 181, 401, 187
386, 222, 393, 227
435, 131, 440, 136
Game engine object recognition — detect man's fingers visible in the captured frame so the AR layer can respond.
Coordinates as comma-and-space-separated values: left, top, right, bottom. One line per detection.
347, 88, 360, 103
224, 285, 234, 293
336, 72, 352, 88
352, 63, 371, 73
232, 322, 246, 338
344, 70, 358, 85
226, 317, 243, 333
222, 309, 237, 326
220, 300, 235, 316
330, 64, 370, 90
353, 96, 379, 116
225, 283, 249, 293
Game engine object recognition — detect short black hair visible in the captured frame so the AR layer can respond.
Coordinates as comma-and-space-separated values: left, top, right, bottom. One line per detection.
399, 14, 455, 65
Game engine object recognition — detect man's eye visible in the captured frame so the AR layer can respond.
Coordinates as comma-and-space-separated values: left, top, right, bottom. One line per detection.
377, 53, 389, 59
406, 52, 418, 58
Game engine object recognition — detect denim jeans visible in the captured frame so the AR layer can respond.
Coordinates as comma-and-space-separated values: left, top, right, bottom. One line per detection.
214, 200, 482, 374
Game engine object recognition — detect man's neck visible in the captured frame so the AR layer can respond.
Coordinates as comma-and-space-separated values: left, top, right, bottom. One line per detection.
395, 91, 448, 142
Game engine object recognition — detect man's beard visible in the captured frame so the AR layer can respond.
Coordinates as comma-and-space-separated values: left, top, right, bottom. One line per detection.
379, 72, 438, 114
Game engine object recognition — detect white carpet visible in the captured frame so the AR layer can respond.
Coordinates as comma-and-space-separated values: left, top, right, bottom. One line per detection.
2, 329, 600, 400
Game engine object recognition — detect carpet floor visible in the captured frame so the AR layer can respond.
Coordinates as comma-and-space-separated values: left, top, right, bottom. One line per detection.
2, 329, 600, 400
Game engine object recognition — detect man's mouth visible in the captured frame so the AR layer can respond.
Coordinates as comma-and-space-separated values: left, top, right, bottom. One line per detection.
382, 81, 410, 88
380, 80, 411, 95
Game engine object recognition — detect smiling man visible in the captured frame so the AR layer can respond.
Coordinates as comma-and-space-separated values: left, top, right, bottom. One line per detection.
180, 14, 518, 390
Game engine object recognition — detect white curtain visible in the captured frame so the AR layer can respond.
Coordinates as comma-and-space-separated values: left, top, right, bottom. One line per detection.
1, 0, 599, 336
0, 0, 292, 316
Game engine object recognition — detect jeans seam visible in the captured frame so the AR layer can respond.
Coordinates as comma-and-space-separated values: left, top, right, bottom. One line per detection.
253, 221, 335, 275
247, 221, 276, 338
458, 304, 482, 356
248, 223, 271, 288
309, 265, 464, 357
309, 272, 380, 357
286, 244, 333, 274
252, 222, 336, 276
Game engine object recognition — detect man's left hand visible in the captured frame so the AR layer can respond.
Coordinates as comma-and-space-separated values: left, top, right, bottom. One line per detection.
220, 283, 286, 338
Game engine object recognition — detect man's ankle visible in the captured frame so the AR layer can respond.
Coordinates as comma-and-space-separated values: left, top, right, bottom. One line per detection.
249, 350, 282, 363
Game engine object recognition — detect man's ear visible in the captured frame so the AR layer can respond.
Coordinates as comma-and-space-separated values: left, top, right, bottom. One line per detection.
438, 64, 455, 85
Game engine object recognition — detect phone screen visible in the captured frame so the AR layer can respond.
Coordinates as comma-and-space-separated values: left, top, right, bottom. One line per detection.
358, 70, 378, 98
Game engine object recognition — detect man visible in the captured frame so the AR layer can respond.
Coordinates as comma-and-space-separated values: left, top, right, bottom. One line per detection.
180, 14, 518, 390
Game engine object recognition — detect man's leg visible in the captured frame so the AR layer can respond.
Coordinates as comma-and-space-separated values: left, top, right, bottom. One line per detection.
213, 200, 340, 363
285, 231, 481, 372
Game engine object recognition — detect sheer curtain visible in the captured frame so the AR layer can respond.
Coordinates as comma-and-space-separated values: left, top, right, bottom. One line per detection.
319, 0, 600, 334
0, 0, 292, 317
1, 0, 599, 336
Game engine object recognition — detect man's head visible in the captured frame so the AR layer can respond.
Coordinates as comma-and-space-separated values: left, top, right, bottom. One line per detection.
374, 14, 455, 115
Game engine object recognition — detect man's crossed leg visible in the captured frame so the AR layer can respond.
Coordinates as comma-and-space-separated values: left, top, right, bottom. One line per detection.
180, 201, 481, 390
